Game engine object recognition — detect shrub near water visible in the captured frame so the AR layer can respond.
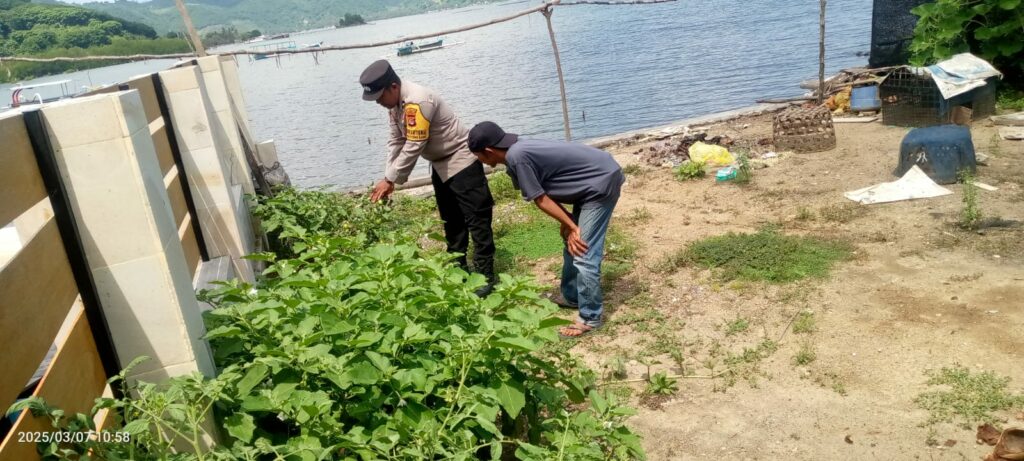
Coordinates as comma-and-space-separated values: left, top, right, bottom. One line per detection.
8, 189, 645, 460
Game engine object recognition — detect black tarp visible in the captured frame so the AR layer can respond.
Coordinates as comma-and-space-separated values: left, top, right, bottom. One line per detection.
870, 0, 931, 68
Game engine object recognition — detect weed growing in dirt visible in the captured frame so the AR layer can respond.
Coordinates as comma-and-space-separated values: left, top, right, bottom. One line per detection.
624, 207, 653, 224
792, 312, 816, 334
819, 203, 866, 224
958, 170, 982, 230
724, 317, 750, 336
915, 365, 1024, 427
793, 343, 817, 366
650, 248, 687, 274
734, 151, 753, 185
685, 228, 852, 283
605, 355, 629, 380
674, 160, 706, 181
715, 339, 780, 389
795, 207, 815, 221
622, 163, 645, 176
646, 372, 680, 396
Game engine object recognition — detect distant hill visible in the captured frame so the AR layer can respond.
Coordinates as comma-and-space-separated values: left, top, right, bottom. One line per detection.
0, 0, 190, 82
60, 0, 503, 35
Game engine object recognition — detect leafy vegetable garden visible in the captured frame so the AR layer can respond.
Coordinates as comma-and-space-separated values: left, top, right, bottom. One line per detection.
9, 189, 645, 460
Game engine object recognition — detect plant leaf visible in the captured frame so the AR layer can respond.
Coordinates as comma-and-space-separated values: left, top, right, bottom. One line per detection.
492, 336, 538, 352
490, 379, 526, 419
225, 413, 255, 442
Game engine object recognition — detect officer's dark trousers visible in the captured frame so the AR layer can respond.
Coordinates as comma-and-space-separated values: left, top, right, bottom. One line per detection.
431, 161, 496, 281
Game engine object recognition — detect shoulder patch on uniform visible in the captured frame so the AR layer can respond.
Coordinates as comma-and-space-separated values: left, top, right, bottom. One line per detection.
404, 103, 430, 141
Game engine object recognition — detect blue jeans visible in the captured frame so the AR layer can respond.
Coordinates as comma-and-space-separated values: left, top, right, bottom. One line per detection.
560, 192, 619, 327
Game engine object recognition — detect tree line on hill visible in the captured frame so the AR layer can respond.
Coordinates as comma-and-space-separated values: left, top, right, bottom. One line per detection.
0, 0, 190, 83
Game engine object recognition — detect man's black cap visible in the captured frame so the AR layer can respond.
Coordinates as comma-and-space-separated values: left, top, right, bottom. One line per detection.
468, 121, 518, 153
359, 60, 400, 101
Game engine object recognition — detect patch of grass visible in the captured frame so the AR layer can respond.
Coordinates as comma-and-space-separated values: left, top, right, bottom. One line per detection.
493, 208, 563, 272
724, 317, 750, 336
487, 173, 520, 203
795, 207, 815, 221
792, 312, 816, 334
685, 229, 853, 283
606, 226, 639, 261
819, 203, 866, 224
674, 160, 706, 181
625, 290, 655, 310
792, 343, 816, 366
622, 163, 645, 176
959, 170, 982, 230
915, 365, 1024, 427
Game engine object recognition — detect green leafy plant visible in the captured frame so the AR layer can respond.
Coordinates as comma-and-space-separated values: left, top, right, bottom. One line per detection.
673, 160, 706, 181
734, 152, 752, 184
909, 0, 1024, 80
9, 189, 647, 460
959, 170, 983, 230
645, 372, 679, 396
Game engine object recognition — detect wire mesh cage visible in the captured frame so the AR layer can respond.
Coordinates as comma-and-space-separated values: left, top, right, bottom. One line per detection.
880, 67, 998, 127
772, 106, 836, 153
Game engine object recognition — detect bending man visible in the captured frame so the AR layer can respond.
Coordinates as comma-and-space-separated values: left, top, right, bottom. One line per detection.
467, 122, 624, 337
360, 60, 496, 295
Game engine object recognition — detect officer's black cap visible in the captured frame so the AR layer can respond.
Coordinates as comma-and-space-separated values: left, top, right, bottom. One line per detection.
359, 60, 400, 102
468, 121, 519, 153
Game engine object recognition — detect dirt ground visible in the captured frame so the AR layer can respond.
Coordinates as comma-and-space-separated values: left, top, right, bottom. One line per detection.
532, 112, 1024, 460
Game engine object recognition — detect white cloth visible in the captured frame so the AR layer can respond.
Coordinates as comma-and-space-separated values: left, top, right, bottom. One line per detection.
925, 53, 1002, 100
844, 166, 952, 205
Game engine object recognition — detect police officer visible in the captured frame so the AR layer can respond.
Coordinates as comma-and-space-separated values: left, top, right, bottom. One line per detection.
359, 60, 496, 295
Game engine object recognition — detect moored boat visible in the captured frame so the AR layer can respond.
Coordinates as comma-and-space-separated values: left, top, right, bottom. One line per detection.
397, 38, 444, 56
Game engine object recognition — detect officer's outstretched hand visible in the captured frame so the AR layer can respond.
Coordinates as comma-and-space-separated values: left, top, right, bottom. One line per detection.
370, 179, 395, 203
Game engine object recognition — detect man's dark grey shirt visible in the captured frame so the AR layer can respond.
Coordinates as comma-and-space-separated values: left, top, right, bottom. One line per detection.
505, 139, 624, 207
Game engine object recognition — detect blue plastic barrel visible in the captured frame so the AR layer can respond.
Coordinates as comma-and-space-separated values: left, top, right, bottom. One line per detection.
851, 85, 881, 111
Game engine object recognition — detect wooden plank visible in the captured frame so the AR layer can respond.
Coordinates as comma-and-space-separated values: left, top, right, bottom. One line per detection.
166, 168, 188, 228
125, 75, 162, 124
0, 308, 108, 461
152, 125, 176, 176
0, 219, 79, 412
181, 217, 201, 278
0, 115, 48, 226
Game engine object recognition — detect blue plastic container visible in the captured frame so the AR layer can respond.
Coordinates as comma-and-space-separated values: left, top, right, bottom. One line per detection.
850, 84, 881, 112
896, 125, 976, 184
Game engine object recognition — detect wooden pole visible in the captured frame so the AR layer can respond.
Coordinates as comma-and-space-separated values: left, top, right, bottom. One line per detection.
542, 6, 572, 141
175, 0, 207, 57
817, 0, 826, 105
